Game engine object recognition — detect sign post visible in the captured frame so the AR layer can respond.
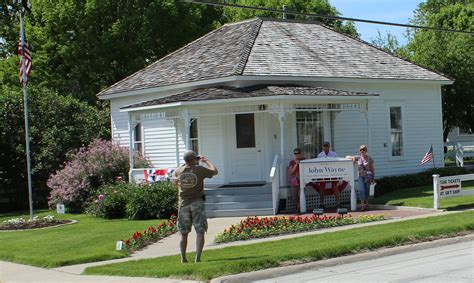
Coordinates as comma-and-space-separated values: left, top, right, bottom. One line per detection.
432, 174, 440, 210
299, 157, 356, 212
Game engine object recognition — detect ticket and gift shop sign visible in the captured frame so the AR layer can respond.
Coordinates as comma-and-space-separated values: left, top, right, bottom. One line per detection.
299, 157, 356, 212
438, 176, 462, 198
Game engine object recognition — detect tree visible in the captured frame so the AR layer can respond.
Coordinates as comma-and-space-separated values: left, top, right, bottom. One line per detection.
371, 30, 406, 56
1, 0, 225, 104
223, 0, 358, 36
0, 85, 110, 211
406, 0, 474, 139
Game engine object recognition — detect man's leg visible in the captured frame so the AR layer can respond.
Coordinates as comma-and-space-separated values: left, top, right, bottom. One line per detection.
292, 186, 300, 213
191, 200, 208, 263
195, 232, 205, 263
179, 232, 189, 263
177, 205, 192, 263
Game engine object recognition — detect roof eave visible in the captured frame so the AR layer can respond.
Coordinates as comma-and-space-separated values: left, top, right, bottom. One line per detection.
120, 94, 379, 113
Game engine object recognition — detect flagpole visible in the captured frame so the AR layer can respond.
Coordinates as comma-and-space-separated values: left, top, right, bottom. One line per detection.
432, 144, 436, 169
20, 9, 34, 220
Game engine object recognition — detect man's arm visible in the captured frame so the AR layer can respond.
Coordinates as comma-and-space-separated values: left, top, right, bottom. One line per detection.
200, 156, 218, 175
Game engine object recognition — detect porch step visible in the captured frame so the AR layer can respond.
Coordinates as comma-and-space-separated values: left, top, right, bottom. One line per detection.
204, 186, 272, 196
204, 183, 274, 217
205, 200, 272, 210
206, 208, 274, 218
205, 193, 272, 202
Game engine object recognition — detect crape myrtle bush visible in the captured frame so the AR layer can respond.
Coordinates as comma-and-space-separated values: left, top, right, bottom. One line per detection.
375, 167, 473, 196
47, 139, 149, 212
86, 182, 178, 220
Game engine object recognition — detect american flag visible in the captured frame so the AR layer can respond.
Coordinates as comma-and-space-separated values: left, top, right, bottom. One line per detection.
421, 145, 434, 165
18, 36, 32, 85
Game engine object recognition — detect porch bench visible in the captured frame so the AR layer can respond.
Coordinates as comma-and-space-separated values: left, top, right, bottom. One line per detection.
286, 185, 352, 212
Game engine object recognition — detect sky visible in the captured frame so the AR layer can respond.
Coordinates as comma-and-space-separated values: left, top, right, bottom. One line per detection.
329, 0, 425, 45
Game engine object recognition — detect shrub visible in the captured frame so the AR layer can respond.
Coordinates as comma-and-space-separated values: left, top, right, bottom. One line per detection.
0, 85, 110, 211
47, 139, 149, 212
125, 182, 178, 220
375, 167, 473, 196
86, 183, 128, 219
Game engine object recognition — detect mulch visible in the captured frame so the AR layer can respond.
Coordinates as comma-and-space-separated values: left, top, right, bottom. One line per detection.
0, 220, 72, 231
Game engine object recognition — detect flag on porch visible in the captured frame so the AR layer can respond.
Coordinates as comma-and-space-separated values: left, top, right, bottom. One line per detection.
18, 35, 32, 85
421, 145, 434, 165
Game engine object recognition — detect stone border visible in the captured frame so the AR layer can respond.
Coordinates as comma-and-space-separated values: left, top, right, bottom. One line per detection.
368, 204, 443, 212
0, 220, 78, 232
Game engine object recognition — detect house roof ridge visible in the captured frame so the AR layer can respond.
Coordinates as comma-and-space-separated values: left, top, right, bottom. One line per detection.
233, 19, 263, 75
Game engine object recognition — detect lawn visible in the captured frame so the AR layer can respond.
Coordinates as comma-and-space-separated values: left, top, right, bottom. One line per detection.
84, 211, 474, 280
0, 210, 165, 268
372, 181, 474, 210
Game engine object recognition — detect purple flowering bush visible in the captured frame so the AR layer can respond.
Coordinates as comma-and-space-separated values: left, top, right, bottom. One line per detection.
47, 139, 149, 211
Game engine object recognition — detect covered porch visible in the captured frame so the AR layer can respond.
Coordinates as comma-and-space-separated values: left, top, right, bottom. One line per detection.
122, 86, 379, 216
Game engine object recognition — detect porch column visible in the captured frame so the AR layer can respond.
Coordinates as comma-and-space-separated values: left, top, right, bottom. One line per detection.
127, 112, 135, 183
182, 109, 190, 150
174, 118, 180, 166
278, 103, 287, 185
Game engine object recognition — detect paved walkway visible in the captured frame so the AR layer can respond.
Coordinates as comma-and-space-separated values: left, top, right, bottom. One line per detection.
0, 207, 454, 283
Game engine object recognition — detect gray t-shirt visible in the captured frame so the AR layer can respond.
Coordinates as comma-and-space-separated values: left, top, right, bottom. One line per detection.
173, 165, 214, 207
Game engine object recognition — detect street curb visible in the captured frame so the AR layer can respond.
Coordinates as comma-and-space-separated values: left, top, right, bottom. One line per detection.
211, 233, 474, 283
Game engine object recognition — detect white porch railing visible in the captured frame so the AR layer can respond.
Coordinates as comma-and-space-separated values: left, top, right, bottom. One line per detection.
454, 142, 474, 167
269, 155, 280, 215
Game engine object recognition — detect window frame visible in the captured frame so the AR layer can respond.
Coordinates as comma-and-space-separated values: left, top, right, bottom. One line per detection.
386, 102, 406, 160
133, 122, 144, 155
189, 118, 200, 153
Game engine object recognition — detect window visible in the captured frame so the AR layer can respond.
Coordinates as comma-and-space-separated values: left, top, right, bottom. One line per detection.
134, 123, 142, 153
190, 118, 199, 153
235, 114, 255, 148
296, 111, 324, 158
389, 106, 403, 156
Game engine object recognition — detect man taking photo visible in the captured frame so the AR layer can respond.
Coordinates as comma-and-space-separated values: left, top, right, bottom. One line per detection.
173, 150, 218, 263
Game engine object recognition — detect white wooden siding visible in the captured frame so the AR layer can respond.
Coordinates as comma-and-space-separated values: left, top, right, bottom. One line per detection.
199, 116, 226, 184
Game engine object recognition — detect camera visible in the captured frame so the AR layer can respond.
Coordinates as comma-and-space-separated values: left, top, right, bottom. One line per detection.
196, 155, 201, 160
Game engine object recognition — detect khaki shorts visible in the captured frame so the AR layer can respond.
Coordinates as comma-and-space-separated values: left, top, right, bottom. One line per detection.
178, 200, 208, 234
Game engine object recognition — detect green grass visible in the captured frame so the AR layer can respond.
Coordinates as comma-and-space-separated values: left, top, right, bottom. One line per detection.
372, 181, 474, 210
0, 210, 165, 268
84, 211, 474, 280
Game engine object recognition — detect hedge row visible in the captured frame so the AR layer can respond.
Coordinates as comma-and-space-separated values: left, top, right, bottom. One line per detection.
375, 167, 474, 196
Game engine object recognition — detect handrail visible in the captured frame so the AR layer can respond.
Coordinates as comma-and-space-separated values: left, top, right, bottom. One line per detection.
270, 155, 280, 215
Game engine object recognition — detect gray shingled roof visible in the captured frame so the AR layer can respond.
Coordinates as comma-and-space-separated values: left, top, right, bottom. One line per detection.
100, 18, 450, 97
121, 86, 379, 110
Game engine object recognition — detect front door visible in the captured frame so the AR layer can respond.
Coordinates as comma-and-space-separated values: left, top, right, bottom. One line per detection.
228, 113, 263, 183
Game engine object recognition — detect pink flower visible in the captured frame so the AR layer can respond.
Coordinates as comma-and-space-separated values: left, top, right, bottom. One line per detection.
98, 194, 104, 201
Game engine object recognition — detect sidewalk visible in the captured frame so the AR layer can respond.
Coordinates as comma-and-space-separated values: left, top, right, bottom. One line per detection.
1, 207, 451, 283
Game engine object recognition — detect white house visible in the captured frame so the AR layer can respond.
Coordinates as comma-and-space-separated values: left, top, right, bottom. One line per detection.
98, 18, 452, 216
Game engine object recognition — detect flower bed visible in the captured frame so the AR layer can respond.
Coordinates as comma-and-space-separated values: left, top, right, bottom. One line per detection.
0, 215, 71, 231
121, 215, 177, 253
215, 214, 385, 243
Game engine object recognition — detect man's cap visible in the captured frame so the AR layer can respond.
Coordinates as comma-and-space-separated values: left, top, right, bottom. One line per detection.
323, 141, 330, 147
183, 150, 198, 162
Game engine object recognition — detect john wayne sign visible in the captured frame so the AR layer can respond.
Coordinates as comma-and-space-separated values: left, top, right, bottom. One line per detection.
299, 157, 356, 212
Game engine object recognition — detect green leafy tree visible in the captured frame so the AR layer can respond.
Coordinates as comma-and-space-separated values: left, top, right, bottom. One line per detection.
0, 85, 110, 211
1, 0, 225, 104
406, 0, 474, 139
224, 0, 358, 36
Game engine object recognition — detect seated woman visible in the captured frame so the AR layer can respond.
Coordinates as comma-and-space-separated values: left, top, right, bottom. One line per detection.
288, 148, 304, 213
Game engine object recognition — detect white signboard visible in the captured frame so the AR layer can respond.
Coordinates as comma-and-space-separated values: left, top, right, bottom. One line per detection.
439, 176, 462, 198
299, 157, 356, 212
